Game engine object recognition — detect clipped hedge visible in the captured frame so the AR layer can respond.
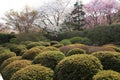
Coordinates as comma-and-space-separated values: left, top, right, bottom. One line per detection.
66, 48, 86, 56
0, 33, 15, 44
91, 51, 120, 72
0, 52, 16, 66
9, 44, 27, 56
26, 42, 44, 49
43, 46, 59, 51
70, 37, 91, 45
93, 70, 120, 80
22, 47, 42, 60
60, 39, 71, 46
33, 51, 65, 69
0, 56, 22, 72
55, 54, 103, 80
2, 60, 31, 80
10, 65, 54, 80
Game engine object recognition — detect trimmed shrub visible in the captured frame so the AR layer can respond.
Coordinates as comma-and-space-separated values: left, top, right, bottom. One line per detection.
0, 46, 10, 54
10, 44, 27, 56
93, 70, 120, 80
33, 46, 45, 50
0, 33, 15, 44
103, 44, 120, 52
10, 65, 54, 80
0, 52, 16, 66
50, 41, 59, 46
0, 56, 22, 72
26, 42, 43, 49
59, 44, 88, 55
22, 47, 42, 60
60, 39, 71, 46
33, 51, 65, 69
67, 48, 86, 56
88, 46, 115, 53
52, 44, 64, 48
10, 38, 17, 43
55, 54, 103, 80
91, 51, 120, 72
43, 46, 59, 51
70, 37, 91, 45
2, 60, 31, 80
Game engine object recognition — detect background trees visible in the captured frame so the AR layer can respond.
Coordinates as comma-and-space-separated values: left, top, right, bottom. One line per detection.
3, 6, 40, 33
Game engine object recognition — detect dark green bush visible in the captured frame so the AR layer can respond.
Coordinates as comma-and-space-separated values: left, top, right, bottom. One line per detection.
0, 52, 16, 66
2, 60, 31, 80
10, 38, 17, 43
60, 39, 71, 45
52, 44, 63, 48
16, 32, 48, 42
91, 51, 120, 72
9, 44, 27, 56
93, 70, 120, 80
83, 24, 120, 45
10, 65, 54, 80
33, 51, 65, 69
26, 42, 43, 49
0, 33, 16, 44
0, 56, 22, 72
66, 48, 86, 56
55, 54, 103, 80
70, 37, 91, 45
22, 47, 42, 60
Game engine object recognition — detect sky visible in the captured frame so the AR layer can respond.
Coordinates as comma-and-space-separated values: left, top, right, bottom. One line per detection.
0, 0, 91, 17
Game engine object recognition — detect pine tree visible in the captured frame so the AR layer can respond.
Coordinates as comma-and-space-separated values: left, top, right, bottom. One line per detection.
71, 0, 85, 30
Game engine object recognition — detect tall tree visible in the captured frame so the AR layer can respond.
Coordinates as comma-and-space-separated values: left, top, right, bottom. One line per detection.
3, 6, 40, 33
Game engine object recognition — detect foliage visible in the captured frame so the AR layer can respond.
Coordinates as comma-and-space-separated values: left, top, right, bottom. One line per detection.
67, 48, 86, 56
88, 46, 115, 53
43, 46, 60, 51
22, 47, 42, 60
59, 44, 88, 55
33, 51, 65, 69
0, 56, 22, 72
1, 60, 31, 80
0, 51, 16, 66
91, 51, 120, 72
93, 70, 120, 80
10, 38, 17, 43
26, 42, 47, 49
9, 44, 27, 56
0, 33, 15, 44
83, 24, 120, 45
16, 32, 48, 42
60, 39, 71, 45
55, 54, 103, 80
70, 37, 92, 45
10, 65, 54, 80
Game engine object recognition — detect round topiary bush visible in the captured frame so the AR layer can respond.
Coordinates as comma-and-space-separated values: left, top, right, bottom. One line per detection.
93, 70, 120, 80
91, 51, 120, 72
55, 54, 103, 80
0, 56, 22, 72
33, 46, 45, 50
1, 60, 31, 80
26, 42, 43, 49
60, 39, 71, 46
70, 37, 91, 45
10, 44, 27, 56
10, 65, 54, 80
0, 52, 16, 66
43, 46, 59, 51
22, 47, 42, 60
33, 51, 65, 69
66, 48, 86, 56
